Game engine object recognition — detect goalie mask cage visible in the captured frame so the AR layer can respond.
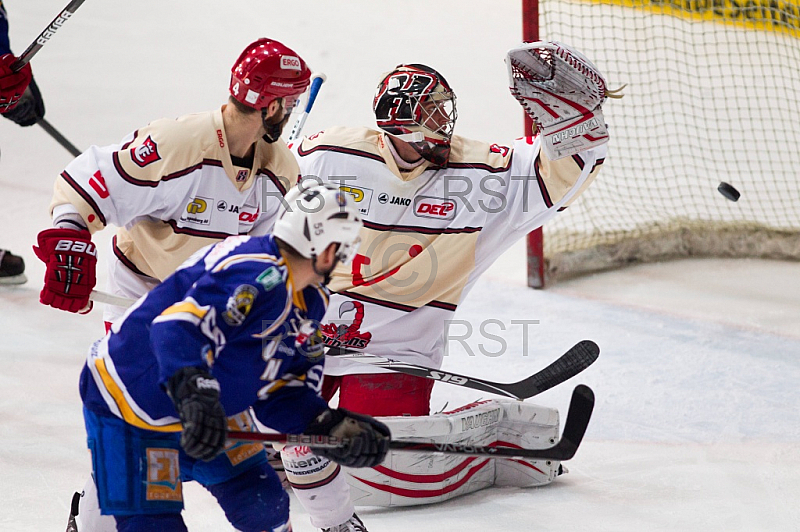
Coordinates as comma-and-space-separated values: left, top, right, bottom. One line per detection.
524, 0, 800, 286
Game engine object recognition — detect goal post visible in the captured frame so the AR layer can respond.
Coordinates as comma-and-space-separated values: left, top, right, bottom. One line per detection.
524, 0, 800, 286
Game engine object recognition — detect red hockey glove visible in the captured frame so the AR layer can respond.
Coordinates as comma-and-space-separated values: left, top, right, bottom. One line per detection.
33, 228, 97, 313
0, 54, 33, 113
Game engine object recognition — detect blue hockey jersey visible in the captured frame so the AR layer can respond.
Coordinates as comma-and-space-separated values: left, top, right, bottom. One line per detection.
80, 234, 330, 434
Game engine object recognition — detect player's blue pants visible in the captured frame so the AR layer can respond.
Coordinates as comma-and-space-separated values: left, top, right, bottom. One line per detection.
84, 407, 290, 532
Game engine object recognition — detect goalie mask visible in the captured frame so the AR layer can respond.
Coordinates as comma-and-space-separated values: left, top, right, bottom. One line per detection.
373, 64, 457, 166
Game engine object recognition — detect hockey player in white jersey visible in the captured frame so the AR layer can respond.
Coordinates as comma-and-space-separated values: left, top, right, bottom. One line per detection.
281, 42, 615, 530
35, 38, 310, 327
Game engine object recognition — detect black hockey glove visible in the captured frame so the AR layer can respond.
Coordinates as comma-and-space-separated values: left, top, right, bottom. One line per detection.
3, 77, 45, 127
305, 408, 391, 468
166, 366, 227, 461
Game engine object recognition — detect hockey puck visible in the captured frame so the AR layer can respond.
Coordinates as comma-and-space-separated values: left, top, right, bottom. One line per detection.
717, 182, 740, 202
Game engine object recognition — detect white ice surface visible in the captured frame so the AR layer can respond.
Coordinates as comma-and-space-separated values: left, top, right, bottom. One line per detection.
1, 1, 799, 530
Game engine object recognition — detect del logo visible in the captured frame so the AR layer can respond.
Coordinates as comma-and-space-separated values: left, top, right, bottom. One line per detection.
180, 196, 213, 225
413, 196, 456, 220
239, 206, 259, 224
339, 185, 373, 215
131, 136, 161, 167
281, 56, 301, 70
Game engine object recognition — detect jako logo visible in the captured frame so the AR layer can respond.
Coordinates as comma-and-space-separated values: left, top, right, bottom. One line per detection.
131, 136, 161, 167
281, 56, 301, 70
414, 196, 456, 219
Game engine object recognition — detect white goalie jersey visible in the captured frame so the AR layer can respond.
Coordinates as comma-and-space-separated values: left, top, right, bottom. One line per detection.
292, 126, 606, 375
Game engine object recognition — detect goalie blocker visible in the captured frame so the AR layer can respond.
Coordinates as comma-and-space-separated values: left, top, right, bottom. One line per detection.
507, 41, 619, 160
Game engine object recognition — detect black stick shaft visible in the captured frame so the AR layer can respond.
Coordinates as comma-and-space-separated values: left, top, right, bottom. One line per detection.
38, 118, 81, 157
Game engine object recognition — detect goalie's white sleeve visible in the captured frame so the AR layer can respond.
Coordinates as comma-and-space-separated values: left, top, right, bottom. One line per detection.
49, 108, 299, 282
293, 126, 605, 375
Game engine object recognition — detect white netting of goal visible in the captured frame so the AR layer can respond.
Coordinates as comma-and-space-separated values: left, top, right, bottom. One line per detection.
539, 0, 800, 280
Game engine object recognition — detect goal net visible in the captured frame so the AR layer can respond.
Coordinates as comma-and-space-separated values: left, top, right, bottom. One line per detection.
534, 0, 800, 281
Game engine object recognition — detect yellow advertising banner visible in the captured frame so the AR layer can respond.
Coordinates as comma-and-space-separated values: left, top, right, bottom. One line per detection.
590, 0, 800, 37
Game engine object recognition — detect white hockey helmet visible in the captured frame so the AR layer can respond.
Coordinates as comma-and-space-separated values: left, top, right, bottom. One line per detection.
273, 181, 363, 265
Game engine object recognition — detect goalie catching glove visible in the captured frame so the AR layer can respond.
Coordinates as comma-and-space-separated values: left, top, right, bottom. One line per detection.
507, 41, 619, 160
305, 408, 391, 468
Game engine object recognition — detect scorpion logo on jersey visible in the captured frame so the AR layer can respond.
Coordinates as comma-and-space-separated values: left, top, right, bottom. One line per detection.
320, 301, 372, 350
131, 136, 161, 167
222, 284, 258, 326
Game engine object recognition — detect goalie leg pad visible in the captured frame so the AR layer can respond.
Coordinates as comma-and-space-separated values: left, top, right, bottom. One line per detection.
495, 402, 562, 487
343, 400, 563, 506
345, 401, 501, 507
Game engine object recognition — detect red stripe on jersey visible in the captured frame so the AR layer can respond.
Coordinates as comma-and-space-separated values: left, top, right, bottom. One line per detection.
297, 143, 386, 164
112, 235, 155, 279
111, 154, 223, 187
336, 290, 457, 313
362, 220, 481, 235
164, 219, 235, 240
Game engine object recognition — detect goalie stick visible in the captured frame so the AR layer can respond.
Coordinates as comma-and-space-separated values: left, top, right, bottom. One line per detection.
327, 339, 599, 400
228, 384, 594, 461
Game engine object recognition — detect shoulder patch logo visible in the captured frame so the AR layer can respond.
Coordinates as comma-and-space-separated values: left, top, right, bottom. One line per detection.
131, 136, 161, 167
223, 284, 259, 327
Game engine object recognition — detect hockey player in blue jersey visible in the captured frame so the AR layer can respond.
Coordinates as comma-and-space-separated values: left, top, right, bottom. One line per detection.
78, 182, 389, 532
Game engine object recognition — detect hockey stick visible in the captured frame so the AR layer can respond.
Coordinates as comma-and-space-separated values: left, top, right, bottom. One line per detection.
327, 340, 599, 400
90, 289, 137, 307
38, 118, 81, 156
228, 384, 594, 461
287, 73, 326, 142
10, 0, 88, 70
9, 0, 87, 158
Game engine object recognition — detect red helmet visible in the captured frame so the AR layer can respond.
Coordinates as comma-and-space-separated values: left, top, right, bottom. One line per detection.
230, 38, 311, 111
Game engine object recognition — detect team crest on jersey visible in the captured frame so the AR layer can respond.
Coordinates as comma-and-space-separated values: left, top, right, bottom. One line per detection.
320, 301, 372, 350
236, 169, 249, 182
223, 285, 258, 326
131, 136, 161, 167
